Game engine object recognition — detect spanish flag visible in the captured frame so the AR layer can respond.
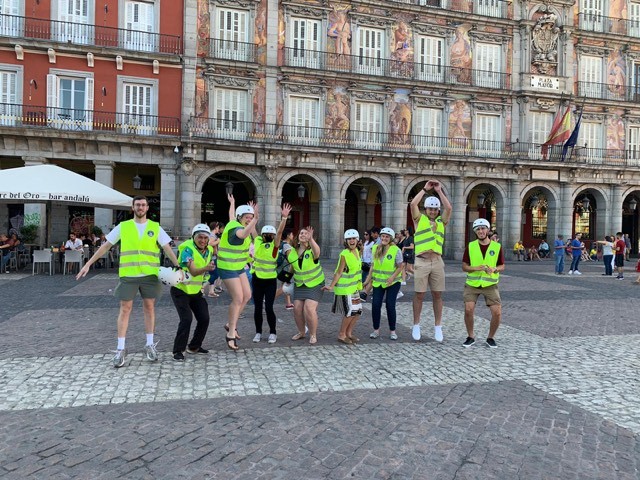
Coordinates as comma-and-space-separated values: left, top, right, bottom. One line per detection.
541, 106, 572, 160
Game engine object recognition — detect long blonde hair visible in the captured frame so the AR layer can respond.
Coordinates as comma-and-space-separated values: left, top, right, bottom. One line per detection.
374, 241, 390, 261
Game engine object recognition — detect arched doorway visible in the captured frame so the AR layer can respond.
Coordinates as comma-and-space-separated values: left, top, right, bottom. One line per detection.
522, 188, 555, 248
622, 193, 639, 255
573, 192, 596, 249
282, 174, 320, 233
201, 170, 255, 225
344, 179, 383, 232
466, 185, 499, 243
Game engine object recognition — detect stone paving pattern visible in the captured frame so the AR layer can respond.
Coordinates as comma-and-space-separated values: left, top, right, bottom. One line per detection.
0, 259, 638, 478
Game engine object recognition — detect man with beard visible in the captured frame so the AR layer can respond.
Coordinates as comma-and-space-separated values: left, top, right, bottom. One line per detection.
77, 196, 179, 368
461, 218, 504, 349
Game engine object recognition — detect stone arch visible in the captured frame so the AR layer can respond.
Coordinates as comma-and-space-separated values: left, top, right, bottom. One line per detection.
341, 173, 391, 232
404, 177, 453, 200
195, 166, 261, 195
276, 170, 328, 199
520, 183, 561, 247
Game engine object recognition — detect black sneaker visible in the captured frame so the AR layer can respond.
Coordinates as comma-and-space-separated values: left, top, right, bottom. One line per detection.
486, 338, 498, 348
186, 346, 209, 354
173, 352, 185, 361
462, 337, 475, 347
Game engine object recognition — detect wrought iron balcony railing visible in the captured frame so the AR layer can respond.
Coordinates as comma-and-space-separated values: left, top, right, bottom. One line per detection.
208, 38, 256, 62
189, 116, 640, 167
577, 12, 640, 37
0, 103, 180, 136
283, 47, 510, 89
577, 80, 640, 102
0, 14, 182, 54
389, 0, 505, 18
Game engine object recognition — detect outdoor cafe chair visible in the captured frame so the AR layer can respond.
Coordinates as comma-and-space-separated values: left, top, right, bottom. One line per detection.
32, 249, 52, 276
63, 250, 83, 275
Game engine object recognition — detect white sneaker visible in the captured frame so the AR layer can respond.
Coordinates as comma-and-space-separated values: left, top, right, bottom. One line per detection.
267, 334, 277, 344
412, 325, 421, 341
574, 270, 582, 275
252, 333, 262, 343
434, 326, 443, 342
397, 290, 404, 299
568, 270, 573, 275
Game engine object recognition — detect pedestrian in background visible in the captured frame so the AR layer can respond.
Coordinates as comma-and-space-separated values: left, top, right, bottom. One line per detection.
568, 233, 584, 275
596, 235, 614, 276
553, 234, 565, 274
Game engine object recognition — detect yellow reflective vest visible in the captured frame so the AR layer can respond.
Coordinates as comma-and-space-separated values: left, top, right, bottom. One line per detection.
175, 239, 213, 295
288, 248, 325, 288
252, 237, 277, 280
118, 219, 161, 278
465, 240, 501, 288
414, 214, 445, 255
370, 244, 401, 288
217, 220, 251, 271
333, 248, 362, 295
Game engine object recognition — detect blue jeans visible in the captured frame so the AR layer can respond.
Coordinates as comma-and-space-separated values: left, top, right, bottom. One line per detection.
554, 253, 564, 273
603, 255, 613, 275
371, 282, 401, 331
570, 253, 581, 272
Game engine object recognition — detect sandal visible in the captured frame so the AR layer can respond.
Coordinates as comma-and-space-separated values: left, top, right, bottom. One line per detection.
291, 332, 306, 341
309, 335, 317, 345
224, 325, 241, 339
348, 336, 360, 343
225, 336, 238, 351
337, 337, 352, 345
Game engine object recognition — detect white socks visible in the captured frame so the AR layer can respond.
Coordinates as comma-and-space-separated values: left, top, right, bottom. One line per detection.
146, 333, 154, 346
117, 337, 125, 350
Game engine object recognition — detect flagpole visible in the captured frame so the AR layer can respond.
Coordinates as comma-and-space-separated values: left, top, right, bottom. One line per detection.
566, 97, 587, 162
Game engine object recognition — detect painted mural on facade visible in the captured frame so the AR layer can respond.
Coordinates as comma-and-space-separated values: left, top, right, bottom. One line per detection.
196, 0, 210, 57
607, 48, 626, 98
389, 92, 411, 145
607, 113, 625, 154
327, 3, 351, 71
448, 99, 471, 149
255, 0, 268, 64
609, 0, 628, 34
390, 20, 413, 78
450, 24, 472, 84
325, 87, 350, 140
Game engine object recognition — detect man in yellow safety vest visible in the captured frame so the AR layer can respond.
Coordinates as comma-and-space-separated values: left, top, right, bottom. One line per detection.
461, 218, 505, 348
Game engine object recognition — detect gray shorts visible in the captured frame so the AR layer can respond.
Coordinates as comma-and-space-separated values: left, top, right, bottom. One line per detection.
114, 275, 162, 301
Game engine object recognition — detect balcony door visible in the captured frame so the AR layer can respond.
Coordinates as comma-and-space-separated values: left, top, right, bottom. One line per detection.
124, 1, 156, 52
416, 36, 444, 82
123, 83, 153, 135
356, 28, 384, 76
581, 0, 604, 31
288, 96, 319, 144
291, 18, 321, 69
0, 0, 21, 37
216, 8, 249, 61
214, 88, 248, 140
52, 0, 93, 45
47, 73, 94, 130
474, 43, 501, 88
0, 70, 17, 126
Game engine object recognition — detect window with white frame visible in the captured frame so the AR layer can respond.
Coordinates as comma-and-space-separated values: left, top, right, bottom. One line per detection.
474, 113, 501, 155
356, 27, 384, 75
474, 43, 502, 88
213, 87, 248, 138
215, 8, 250, 61
0, 0, 22, 37
631, 3, 640, 37
288, 96, 320, 143
413, 107, 442, 152
47, 71, 94, 130
476, 0, 500, 18
529, 111, 553, 159
578, 121, 601, 159
415, 36, 444, 82
354, 101, 383, 145
118, 77, 158, 135
0, 65, 22, 126
289, 18, 321, 69
579, 55, 603, 97
628, 126, 640, 162
580, 0, 604, 31
51, 0, 95, 45
122, 1, 157, 52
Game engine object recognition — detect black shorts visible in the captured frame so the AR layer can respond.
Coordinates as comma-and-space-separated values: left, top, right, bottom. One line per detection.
615, 254, 624, 267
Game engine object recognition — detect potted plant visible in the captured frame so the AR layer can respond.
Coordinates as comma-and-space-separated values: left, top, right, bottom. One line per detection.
20, 224, 39, 244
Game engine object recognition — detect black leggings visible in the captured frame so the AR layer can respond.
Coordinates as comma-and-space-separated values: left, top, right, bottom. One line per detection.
170, 287, 210, 354
252, 276, 277, 334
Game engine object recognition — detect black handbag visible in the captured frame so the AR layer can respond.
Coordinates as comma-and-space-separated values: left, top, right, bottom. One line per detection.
277, 250, 304, 283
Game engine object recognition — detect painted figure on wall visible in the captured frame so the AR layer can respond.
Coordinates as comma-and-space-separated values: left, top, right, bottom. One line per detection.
607, 115, 625, 153
450, 24, 472, 84
253, 78, 266, 132
450, 0, 472, 13
278, 8, 286, 65
328, 4, 351, 57
390, 21, 413, 77
325, 89, 350, 141
607, 48, 626, 98
610, 0, 628, 34
196, 0, 210, 57
195, 76, 208, 119
389, 100, 411, 145
255, 0, 267, 64
448, 100, 471, 149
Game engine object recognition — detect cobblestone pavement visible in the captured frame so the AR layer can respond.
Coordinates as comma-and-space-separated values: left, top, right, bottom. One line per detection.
0, 259, 638, 478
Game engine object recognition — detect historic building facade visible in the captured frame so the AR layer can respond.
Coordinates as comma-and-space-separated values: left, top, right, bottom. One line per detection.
4, 1, 640, 259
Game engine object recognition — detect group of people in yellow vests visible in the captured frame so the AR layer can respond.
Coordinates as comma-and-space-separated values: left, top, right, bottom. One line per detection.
78, 178, 505, 368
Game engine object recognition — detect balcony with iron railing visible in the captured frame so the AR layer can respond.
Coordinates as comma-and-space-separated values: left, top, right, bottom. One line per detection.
207, 38, 256, 63
388, 0, 506, 19
0, 14, 182, 54
283, 47, 510, 89
577, 12, 640, 37
189, 116, 640, 167
0, 103, 180, 137
577, 80, 640, 102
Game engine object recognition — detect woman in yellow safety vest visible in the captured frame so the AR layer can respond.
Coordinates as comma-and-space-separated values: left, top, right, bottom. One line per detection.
288, 226, 324, 345
323, 229, 363, 344
363, 227, 405, 340
217, 194, 259, 351
251, 203, 292, 345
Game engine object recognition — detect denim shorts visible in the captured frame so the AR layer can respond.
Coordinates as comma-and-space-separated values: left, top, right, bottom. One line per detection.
217, 267, 246, 280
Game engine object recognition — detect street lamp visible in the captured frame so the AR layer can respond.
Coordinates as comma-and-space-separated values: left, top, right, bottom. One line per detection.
225, 181, 234, 196
359, 186, 368, 201
530, 194, 539, 206
297, 184, 306, 200
132, 173, 141, 190
476, 192, 485, 209
581, 196, 590, 210
630, 198, 637, 211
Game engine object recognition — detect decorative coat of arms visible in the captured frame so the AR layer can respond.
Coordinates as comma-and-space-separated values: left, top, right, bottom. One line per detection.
531, 9, 560, 75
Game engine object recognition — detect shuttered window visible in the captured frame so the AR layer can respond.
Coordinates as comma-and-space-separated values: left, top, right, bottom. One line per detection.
53, 0, 92, 45
416, 36, 443, 82
356, 27, 384, 75
214, 88, 247, 130
124, 1, 156, 52
288, 96, 319, 142
0, 69, 17, 125
290, 18, 321, 68
474, 43, 501, 88
354, 102, 383, 145
475, 114, 500, 156
216, 8, 249, 60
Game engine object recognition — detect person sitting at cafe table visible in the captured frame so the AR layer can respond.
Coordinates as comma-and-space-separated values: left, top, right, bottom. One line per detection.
65, 232, 83, 252
513, 240, 525, 261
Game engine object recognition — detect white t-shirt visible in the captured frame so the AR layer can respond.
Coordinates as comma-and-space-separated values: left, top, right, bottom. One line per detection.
106, 221, 172, 247
65, 238, 83, 250
602, 241, 614, 256
362, 241, 374, 264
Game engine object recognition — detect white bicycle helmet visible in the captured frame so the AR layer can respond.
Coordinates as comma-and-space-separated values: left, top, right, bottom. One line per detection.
261, 225, 277, 235
282, 282, 294, 296
191, 223, 211, 238
380, 227, 395, 237
158, 267, 185, 286
424, 196, 441, 209
472, 218, 491, 231
235, 205, 255, 219
344, 228, 360, 240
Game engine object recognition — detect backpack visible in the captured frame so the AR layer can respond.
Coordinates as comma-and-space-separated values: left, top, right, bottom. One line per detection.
276, 241, 287, 270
